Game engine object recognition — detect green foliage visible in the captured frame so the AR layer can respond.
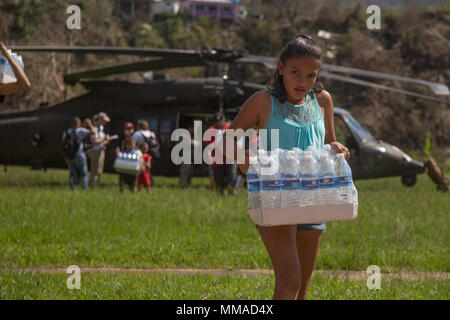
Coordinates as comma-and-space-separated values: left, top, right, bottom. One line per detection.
6, 0, 72, 39
133, 23, 166, 48
424, 137, 432, 157
0, 166, 449, 273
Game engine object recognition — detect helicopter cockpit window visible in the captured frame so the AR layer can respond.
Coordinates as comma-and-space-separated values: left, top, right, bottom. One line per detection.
342, 114, 375, 142
335, 115, 359, 155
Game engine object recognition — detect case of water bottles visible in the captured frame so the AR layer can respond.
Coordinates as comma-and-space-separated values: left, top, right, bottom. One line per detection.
0, 50, 25, 84
247, 145, 358, 226
113, 152, 142, 175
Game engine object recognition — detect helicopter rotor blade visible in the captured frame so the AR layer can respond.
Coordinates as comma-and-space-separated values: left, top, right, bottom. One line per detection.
234, 54, 449, 96
321, 63, 449, 96
320, 71, 450, 104
9, 45, 199, 59
235, 54, 277, 69
10, 45, 449, 96
63, 58, 204, 84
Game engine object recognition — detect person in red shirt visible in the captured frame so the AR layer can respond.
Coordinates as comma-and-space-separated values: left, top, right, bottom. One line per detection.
205, 112, 237, 195
137, 142, 152, 192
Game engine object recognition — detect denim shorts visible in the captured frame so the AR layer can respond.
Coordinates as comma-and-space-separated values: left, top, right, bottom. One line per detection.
256, 222, 326, 230
297, 222, 326, 231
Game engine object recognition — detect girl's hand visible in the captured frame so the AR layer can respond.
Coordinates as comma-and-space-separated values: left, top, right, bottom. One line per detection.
330, 141, 350, 161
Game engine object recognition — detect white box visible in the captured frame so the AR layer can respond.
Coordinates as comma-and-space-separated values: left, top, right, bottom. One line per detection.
248, 186, 358, 226
114, 154, 141, 175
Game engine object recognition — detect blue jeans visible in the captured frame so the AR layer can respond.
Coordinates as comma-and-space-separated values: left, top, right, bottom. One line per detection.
69, 153, 88, 189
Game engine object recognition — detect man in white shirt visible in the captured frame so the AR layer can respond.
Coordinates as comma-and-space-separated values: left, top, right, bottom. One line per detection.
87, 112, 110, 188
132, 120, 157, 150
62, 117, 95, 189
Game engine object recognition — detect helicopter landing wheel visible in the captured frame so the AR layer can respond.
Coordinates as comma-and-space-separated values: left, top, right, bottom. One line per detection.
401, 175, 416, 187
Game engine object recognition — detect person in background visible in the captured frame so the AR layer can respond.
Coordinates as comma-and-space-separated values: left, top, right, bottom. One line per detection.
0, 42, 31, 104
119, 138, 142, 194
179, 122, 197, 188
132, 120, 158, 186
207, 165, 216, 190
81, 118, 93, 154
205, 112, 237, 195
62, 117, 95, 190
116, 122, 134, 155
132, 120, 156, 149
88, 112, 110, 188
137, 142, 152, 193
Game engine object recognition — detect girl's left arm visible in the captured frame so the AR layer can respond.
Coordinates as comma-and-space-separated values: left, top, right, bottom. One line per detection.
317, 90, 350, 160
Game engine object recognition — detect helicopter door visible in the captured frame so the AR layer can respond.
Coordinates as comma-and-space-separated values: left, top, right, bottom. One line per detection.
334, 114, 362, 178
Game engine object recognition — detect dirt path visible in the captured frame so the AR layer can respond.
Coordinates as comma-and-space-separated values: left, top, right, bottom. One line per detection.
1, 268, 449, 281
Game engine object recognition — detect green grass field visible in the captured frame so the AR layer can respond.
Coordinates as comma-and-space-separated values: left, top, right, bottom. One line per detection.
0, 165, 448, 299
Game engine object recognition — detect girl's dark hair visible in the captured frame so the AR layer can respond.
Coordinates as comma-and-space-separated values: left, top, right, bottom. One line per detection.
269, 35, 324, 102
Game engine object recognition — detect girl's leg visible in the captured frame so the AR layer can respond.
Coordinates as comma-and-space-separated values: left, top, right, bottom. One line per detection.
295, 230, 322, 300
257, 225, 302, 300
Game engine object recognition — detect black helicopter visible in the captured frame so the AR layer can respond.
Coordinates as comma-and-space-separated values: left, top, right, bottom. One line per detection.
1, 45, 448, 185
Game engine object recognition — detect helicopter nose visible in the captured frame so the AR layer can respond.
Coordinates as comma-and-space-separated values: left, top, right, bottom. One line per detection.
400, 156, 425, 174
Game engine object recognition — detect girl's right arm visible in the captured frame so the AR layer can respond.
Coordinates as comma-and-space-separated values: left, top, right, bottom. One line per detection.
226, 90, 270, 174
228, 90, 268, 132
0, 42, 31, 95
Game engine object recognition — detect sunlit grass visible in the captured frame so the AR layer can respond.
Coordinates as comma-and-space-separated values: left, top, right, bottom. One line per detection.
0, 166, 448, 273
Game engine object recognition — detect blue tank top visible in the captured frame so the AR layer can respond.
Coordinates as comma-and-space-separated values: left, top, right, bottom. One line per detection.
262, 89, 325, 151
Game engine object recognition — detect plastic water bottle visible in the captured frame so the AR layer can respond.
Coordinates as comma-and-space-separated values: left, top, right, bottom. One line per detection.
318, 153, 337, 205
0, 56, 6, 84
277, 148, 287, 168
247, 156, 261, 210
323, 144, 337, 160
270, 149, 282, 169
323, 144, 331, 157
299, 153, 319, 207
307, 145, 320, 161
0, 50, 24, 84
257, 149, 266, 160
260, 155, 281, 209
281, 154, 300, 208
335, 153, 353, 203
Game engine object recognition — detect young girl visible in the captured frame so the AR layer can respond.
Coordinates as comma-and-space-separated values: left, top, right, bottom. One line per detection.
137, 142, 152, 192
228, 35, 350, 300
119, 139, 143, 194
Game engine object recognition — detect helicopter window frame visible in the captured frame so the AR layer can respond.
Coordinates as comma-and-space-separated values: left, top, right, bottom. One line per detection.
341, 114, 375, 143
